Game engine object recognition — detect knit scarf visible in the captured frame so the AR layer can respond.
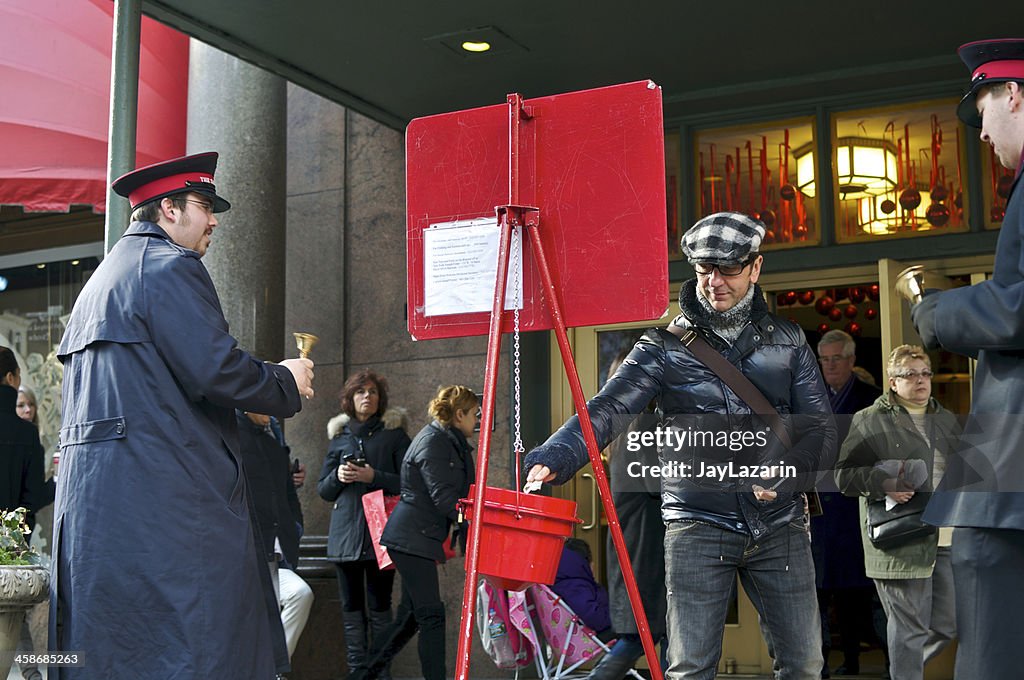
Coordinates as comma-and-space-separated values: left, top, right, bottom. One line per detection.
678, 280, 756, 344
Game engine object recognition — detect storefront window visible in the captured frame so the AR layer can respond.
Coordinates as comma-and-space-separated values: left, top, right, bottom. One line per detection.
768, 283, 884, 375
832, 101, 969, 242
694, 118, 819, 250
0, 254, 99, 456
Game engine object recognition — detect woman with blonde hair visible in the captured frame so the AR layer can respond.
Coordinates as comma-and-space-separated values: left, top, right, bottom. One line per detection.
16, 385, 38, 426
355, 385, 480, 680
835, 345, 960, 680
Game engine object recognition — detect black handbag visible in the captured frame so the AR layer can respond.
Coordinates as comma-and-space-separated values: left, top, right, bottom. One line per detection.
865, 492, 936, 549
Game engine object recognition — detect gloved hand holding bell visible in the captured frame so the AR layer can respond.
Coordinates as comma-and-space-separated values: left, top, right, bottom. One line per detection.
895, 266, 951, 305
895, 265, 927, 305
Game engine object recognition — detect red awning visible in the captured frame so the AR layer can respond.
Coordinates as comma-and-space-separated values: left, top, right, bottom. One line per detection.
0, 0, 188, 213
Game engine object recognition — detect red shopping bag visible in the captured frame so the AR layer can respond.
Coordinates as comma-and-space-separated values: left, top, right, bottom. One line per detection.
362, 489, 400, 570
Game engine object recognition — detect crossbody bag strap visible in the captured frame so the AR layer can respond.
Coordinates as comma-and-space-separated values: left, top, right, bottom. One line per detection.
665, 322, 793, 450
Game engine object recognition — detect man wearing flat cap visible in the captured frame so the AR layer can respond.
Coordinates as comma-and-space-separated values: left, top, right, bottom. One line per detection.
905, 39, 1024, 678
52, 152, 314, 679
526, 212, 836, 679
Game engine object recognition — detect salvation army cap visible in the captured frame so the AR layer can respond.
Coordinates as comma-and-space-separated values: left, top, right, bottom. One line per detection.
956, 39, 1024, 128
112, 151, 231, 213
681, 212, 765, 265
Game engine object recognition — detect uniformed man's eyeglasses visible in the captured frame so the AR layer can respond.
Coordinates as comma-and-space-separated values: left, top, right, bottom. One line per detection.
693, 260, 751, 277
184, 200, 214, 215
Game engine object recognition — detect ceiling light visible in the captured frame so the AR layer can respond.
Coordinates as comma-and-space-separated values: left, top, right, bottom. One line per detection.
0, 276, 7, 292
425, 26, 526, 60
36, 263, 45, 269
70, 260, 80, 266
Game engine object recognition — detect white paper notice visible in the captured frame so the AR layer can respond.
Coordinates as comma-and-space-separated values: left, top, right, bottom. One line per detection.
423, 217, 524, 317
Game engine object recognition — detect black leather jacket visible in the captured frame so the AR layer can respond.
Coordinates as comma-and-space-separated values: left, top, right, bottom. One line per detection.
0, 385, 47, 530
525, 282, 836, 538
380, 421, 475, 562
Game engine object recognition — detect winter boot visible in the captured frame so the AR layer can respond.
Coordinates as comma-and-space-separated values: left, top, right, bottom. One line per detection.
354, 608, 419, 680
586, 651, 638, 680
414, 603, 447, 680
368, 609, 395, 680
342, 610, 368, 675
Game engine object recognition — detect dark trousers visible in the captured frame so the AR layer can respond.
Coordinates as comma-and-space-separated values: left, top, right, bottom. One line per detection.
356, 549, 447, 680
391, 549, 447, 680
817, 586, 878, 662
952, 527, 1024, 678
336, 559, 396, 613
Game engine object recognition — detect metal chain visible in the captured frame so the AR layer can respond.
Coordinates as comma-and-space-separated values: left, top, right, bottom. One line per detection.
511, 222, 524, 458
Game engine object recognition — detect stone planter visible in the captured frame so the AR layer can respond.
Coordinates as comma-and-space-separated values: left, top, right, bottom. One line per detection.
0, 565, 50, 673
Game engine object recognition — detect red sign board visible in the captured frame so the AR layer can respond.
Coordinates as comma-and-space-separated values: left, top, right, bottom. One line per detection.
407, 80, 668, 340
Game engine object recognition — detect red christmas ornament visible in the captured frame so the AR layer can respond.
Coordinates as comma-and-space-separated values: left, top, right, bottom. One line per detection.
931, 184, 949, 202
991, 206, 1006, 223
784, 290, 798, 306
765, 229, 777, 244
926, 203, 950, 227
815, 296, 835, 315
844, 304, 858, 319
867, 284, 880, 302
880, 199, 897, 215
817, 323, 830, 335
834, 288, 849, 302
828, 308, 843, 322
775, 293, 787, 307
997, 175, 1014, 199
865, 308, 878, 321
780, 184, 797, 201
848, 287, 865, 303
844, 321, 862, 337
761, 209, 777, 227
798, 290, 815, 305
795, 224, 809, 239
899, 188, 922, 211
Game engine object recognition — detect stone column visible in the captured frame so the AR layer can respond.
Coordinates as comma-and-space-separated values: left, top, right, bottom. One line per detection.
186, 40, 287, 362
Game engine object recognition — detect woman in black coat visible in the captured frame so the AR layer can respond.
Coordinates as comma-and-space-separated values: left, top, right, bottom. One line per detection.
356, 385, 479, 680
317, 371, 410, 677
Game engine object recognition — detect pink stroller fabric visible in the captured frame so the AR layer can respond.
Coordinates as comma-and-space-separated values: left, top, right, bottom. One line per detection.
505, 583, 644, 680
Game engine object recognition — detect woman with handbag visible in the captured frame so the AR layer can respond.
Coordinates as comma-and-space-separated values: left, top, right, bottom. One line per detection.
317, 371, 411, 678
354, 384, 479, 680
835, 345, 960, 680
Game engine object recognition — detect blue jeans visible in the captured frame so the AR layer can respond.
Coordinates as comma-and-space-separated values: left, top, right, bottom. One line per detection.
664, 519, 821, 680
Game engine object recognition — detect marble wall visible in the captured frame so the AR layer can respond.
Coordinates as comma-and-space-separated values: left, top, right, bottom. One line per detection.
284, 84, 515, 679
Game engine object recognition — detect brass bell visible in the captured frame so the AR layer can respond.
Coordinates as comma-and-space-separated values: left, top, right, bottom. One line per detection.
292, 332, 320, 359
895, 266, 950, 305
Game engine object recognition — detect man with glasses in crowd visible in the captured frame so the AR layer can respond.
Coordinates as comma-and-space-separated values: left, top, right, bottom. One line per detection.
812, 330, 882, 677
53, 153, 314, 680
526, 211, 836, 680
906, 39, 1024, 678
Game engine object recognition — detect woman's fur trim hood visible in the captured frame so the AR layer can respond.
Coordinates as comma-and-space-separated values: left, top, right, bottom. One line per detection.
327, 407, 408, 439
